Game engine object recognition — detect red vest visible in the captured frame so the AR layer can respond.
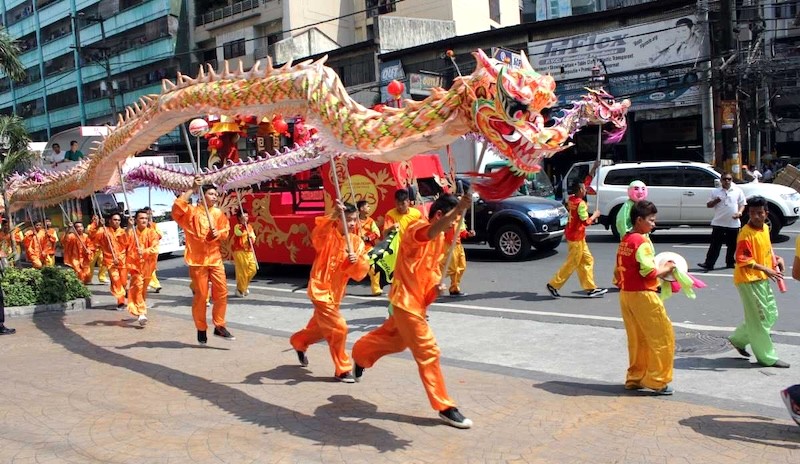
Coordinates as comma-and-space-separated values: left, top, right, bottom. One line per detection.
564, 196, 589, 242
616, 233, 658, 292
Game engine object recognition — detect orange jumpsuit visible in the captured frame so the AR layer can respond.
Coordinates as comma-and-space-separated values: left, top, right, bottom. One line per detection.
352, 218, 458, 412
171, 198, 230, 331
40, 228, 58, 267
290, 217, 369, 376
86, 222, 108, 283
359, 216, 382, 295
126, 227, 160, 317
0, 228, 20, 264
95, 226, 129, 305
62, 231, 92, 283
22, 230, 43, 269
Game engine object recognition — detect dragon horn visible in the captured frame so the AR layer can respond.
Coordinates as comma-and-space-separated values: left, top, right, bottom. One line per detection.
473, 49, 498, 78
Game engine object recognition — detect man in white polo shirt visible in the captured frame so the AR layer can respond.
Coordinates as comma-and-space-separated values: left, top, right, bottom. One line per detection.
698, 172, 747, 271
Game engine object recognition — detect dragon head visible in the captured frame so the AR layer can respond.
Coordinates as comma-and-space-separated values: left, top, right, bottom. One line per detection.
470, 49, 568, 175
582, 88, 631, 144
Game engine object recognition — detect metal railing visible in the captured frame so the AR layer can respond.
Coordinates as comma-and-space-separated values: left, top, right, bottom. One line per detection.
195, 0, 275, 26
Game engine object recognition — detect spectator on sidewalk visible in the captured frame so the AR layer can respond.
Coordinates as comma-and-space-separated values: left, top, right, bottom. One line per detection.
0, 275, 15, 335
698, 172, 746, 271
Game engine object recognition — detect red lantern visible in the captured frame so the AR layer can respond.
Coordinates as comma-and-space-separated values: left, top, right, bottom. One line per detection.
208, 136, 223, 150
271, 115, 289, 135
387, 80, 404, 98
243, 115, 258, 125
372, 104, 385, 112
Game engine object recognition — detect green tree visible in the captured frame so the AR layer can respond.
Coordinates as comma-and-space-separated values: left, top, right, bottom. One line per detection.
0, 114, 34, 178
0, 27, 25, 81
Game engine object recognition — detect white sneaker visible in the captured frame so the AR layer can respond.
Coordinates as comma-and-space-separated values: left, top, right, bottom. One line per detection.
138, 315, 148, 327
236, 290, 245, 298
244, 289, 249, 296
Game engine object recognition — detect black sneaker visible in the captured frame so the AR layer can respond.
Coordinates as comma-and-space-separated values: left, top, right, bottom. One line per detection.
354, 363, 364, 382
697, 263, 712, 271
296, 350, 309, 367
0, 325, 16, 335
337, 372, 356, 383
587, 288, 608, 298
116, 303, 126, 311
730, 340, 750, 358
449, 290, 467, 297
213, 326, 236, 340
438, 407, 473, 429
546, 283, 560, 298
197, 330, 207, 345
653, 385, 674, 395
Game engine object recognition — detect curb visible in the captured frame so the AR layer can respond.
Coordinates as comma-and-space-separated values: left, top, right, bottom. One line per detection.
5, 297, 92, 318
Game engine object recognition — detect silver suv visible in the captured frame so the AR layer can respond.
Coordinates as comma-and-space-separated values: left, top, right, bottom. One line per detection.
563, 161, 800, 239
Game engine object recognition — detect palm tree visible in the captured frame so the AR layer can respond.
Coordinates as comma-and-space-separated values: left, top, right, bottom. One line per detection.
0, 115, 33, 178
0, 27, 25, 81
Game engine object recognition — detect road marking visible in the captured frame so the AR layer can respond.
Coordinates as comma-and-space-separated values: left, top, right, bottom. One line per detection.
672, 244, 796, 251
170, 277, 800, 338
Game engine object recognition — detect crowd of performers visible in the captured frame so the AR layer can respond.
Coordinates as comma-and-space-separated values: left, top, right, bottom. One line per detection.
1, 169, 798, 429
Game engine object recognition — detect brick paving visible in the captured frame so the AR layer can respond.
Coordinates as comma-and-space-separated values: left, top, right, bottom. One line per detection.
1, 308, 798, 464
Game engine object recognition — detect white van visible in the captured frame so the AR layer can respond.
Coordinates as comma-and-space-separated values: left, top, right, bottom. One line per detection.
114, 186, 185, 256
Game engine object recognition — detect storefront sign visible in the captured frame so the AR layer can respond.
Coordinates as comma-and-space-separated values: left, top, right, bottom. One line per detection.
408, 72, 444, 96
491, 48, 524, 69
721, 100, 737, 129
379, 60, 408, 103
528, 15, 706, 81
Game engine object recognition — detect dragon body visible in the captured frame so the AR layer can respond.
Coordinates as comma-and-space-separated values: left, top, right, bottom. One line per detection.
7, 49, 628, 210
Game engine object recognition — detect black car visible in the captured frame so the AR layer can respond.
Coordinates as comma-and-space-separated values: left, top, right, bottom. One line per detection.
456, 177, 568, 260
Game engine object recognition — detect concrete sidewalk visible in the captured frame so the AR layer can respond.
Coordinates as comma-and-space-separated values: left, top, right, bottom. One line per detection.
1, 300, 798, 463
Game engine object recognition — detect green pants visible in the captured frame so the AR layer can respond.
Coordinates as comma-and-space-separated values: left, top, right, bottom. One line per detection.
730, 280, 779, 366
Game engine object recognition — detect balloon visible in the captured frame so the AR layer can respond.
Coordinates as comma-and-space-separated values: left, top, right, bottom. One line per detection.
188, 118, 209, 137
387, 80, 404, 98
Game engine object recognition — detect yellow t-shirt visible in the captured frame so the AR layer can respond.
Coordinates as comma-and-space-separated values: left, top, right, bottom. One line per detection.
733, 223, 773, 284
383, 207, 423, 235
795, 235, 800, 258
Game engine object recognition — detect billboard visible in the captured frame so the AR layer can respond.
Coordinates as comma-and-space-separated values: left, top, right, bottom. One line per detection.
528, 15, 707, 111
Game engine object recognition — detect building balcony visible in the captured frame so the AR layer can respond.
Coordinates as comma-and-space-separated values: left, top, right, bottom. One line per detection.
6, 12, 36, 37
195, 0, 265, 27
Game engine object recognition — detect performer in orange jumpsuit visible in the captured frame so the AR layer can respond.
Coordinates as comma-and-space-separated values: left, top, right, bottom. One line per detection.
172, 176, 233, 344
357, 200, 382, 296
232, 210, 257, 297
290, 200, 369, 382
41, 218, 58, 267
142, 207, 163, 293
86, 215, 109, 283
22, 221, 44, 269
352, 193, 474, 429
62, 222, 92, 284
94, 213, 129, 310
0, 219, 20, 266
126, 209, 161, 326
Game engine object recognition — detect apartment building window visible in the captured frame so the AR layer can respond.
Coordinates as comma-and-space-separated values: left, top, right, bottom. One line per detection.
489, 0, 501, 23
223, 39, 246, 59
366, 0, 397, 18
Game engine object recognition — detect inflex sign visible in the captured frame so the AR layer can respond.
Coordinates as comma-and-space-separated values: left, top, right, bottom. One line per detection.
408, 72, 444, 96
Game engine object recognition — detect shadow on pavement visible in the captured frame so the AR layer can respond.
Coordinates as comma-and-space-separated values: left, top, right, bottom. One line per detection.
679, 415, 800, 449
674, 357, 759, 371
347, 316, 388, 332
240, 365, 339, 386
115, 340, 229, 351
436, 290, 554, 303
85, 319, 143, 329
31, 312, 414, 452
534, 380, 655, 397
315, 395, 440, 429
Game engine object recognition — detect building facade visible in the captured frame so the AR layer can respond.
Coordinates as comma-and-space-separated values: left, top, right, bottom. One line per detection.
0, 0, 189, 142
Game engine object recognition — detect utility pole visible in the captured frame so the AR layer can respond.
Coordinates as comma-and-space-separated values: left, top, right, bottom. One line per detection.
70, 14, 88, 125
699, 0, 716, 165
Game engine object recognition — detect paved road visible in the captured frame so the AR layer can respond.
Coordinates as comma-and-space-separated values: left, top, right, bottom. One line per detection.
153, 221, 800, 338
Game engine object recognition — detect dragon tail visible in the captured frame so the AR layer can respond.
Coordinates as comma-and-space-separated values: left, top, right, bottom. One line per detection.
468, 166, 527, 201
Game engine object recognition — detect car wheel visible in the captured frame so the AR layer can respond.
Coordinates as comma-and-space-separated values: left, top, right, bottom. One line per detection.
533, 237, 561, 252
767, 210, 782, 240
493, 224, 531, 260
